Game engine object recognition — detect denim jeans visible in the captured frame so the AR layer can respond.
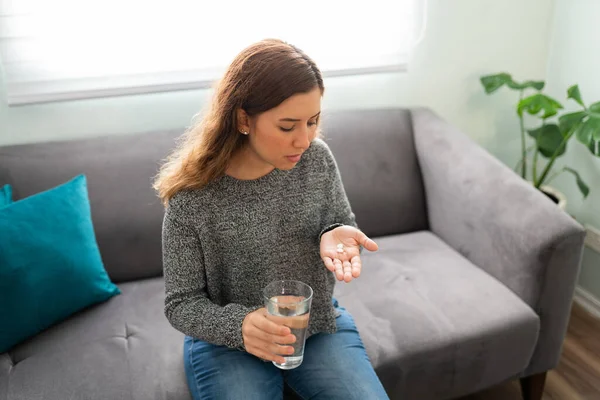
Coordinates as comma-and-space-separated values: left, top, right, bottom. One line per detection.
183, 299, 389, 400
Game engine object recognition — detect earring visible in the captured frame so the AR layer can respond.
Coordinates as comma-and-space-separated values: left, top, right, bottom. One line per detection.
241, 130, 249, 135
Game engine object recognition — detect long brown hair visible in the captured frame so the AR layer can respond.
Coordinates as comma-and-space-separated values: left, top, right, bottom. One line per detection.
153, 38, 324, 206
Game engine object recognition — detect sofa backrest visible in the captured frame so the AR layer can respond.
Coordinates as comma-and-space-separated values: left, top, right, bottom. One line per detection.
0, 130, 180, 283
0, 108, 428, 283
320, 108, 428, 237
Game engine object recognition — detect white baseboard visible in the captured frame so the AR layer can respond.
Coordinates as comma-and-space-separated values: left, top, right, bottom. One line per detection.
574, 286, 600, 319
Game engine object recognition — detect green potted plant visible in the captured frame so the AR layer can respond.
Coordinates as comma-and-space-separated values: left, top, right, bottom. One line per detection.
480, 73, 600, 209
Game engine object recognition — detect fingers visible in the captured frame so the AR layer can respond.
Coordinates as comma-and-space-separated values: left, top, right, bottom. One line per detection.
351, 255, 362, 278
253, 311, 291, 336
333, 258, 344, 281
263, 331, 297, 345
361, 236, 379, 252
323, 256, 335, 272
246, 336, 294, 357
242, 309, 299, 364
353, 230, 379, 252
327, 256, 362, 282
327, 256, 360, 282
253, 339, 294, 357
245, 344, 288, 364
343, 260, 352, 282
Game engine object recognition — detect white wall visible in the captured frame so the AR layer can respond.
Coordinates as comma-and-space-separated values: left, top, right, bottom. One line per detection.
544, 0, 600, 298
0, 0, 555, 155
544, 0, 600, 230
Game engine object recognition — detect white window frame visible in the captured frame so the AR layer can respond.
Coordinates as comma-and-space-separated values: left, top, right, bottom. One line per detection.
0, 0, 426, 106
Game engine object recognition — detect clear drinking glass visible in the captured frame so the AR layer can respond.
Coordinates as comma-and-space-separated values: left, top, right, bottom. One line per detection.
263, 280, 313, 370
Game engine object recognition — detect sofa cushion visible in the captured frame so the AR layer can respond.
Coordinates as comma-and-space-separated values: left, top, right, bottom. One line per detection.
0, 175, 121, 354
333, 231, 540, 400
0, 277, 190, 400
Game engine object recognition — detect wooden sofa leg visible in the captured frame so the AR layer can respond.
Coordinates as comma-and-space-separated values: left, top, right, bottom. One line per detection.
519, 371, 547, 400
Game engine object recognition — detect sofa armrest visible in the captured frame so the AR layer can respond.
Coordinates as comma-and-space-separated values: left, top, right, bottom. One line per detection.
411, 108, 586, 375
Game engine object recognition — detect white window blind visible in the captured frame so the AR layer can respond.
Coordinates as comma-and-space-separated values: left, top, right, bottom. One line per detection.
0, 0, 421, 106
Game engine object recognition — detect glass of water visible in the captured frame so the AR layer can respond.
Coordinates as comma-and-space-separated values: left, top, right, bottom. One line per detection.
263, 280, 313, 370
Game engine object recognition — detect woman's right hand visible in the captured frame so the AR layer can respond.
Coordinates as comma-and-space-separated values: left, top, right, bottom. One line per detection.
242, 308, 296, 364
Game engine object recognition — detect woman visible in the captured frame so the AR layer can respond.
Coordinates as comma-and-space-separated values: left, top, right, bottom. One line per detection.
154, 38, 389, 400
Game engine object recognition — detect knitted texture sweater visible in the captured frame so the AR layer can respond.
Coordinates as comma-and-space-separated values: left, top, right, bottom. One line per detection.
162, 138, 357, 349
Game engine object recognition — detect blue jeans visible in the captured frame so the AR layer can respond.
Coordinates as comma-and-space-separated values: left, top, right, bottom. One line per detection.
183, 299, 389, 400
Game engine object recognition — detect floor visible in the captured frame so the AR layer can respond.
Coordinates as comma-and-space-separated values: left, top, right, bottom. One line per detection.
457, 302, 600, 400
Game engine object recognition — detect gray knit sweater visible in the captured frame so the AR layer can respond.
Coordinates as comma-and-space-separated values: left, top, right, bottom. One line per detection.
162, 138, 357, 349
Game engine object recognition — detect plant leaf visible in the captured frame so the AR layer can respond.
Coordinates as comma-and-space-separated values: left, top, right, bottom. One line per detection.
527, 126, 542, 139
564, 167, 590, 198
576, 115, 600, 144
594, 119, 600, 141
589, 140, 600, 156
567, 85, 585, 107
528, 124, 566, 158
507, 80, 545, 90
518, 94, 564, 118
480, 73, 512, 94
518, 96, 540, 116
558, 111, 586, 135
590, 101, 600, 113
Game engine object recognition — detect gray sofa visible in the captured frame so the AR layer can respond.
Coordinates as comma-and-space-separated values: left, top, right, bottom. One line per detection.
0, 108, 586, 400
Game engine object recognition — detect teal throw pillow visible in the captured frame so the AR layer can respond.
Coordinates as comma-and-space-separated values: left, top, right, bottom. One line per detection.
0, 174, 120, 353
0, 184, 12, 207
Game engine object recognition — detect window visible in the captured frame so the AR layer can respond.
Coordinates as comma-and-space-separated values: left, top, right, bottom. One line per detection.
0, 0, 422, 106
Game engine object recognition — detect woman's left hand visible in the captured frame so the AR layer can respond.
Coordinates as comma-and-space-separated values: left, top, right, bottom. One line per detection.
320, 225, 379, 283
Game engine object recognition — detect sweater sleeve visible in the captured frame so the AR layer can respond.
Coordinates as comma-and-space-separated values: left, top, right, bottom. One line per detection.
161, 205, 257, 349
317, 140, 359, 241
